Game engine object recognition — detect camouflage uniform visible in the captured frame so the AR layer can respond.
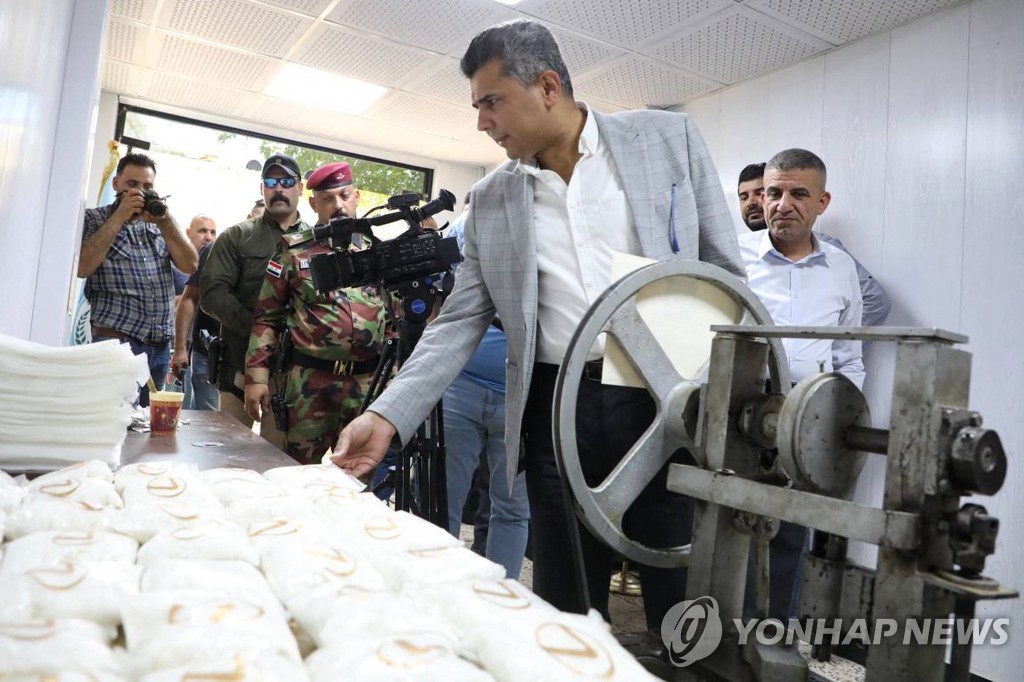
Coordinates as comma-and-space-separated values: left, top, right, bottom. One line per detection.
245, 230, 391, 464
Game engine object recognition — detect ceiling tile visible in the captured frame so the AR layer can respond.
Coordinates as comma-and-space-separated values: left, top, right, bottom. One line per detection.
582, 97, 630, 114
157, 0, 313, 58
102, 60, 142, 95
244, 94, 357, 140
546, 26, 627, 77
748, 0, 963, 44
575, 56, 721, 109
293, 24, 430, 86
418, 138, 504, 166
149, 33, 277, 90
349, 123, 449, 158
517, 0, 734, 48
106, 20, 147, 63
110, 0, 158, 22
651, 6, 831, 83
371, 92, 476, 134
326, 0, 503, 54
258, 0, 335, 17
403, 56, 471, 106
146, 73, 248, 118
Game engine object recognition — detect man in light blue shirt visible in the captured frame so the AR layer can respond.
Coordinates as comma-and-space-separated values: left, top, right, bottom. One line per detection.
737, 152, 865, 388
738, 162, 890, 327
737, 149, 864, 622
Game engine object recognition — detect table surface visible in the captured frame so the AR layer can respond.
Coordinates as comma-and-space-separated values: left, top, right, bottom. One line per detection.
122, 409, 297, 473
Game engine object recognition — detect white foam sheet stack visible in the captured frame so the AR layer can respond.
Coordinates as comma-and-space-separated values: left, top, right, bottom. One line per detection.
0, 334, 149, 470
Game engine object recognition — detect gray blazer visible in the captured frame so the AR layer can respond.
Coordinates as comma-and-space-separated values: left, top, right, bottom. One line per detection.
369, 108, 743, 487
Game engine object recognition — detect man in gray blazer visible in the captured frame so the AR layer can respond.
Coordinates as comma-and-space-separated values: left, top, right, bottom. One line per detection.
333, 19, 744, 630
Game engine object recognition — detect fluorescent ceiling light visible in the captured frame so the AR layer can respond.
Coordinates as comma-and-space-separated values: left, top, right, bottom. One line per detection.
264, 63, 388, 115
492, 0, 522, 5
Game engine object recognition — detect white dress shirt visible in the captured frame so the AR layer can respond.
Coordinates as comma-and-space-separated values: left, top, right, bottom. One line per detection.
519, 106, 641, 364
738, 230, 865, 388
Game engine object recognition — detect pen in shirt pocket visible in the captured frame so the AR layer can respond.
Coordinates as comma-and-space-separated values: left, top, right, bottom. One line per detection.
668, 183, 679, 254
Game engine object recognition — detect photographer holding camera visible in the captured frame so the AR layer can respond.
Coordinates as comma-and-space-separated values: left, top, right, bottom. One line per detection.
78, 152, 198, 405
244, 161, 393, 464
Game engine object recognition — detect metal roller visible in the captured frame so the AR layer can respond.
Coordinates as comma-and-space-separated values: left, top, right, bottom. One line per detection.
776, 372, 871, 499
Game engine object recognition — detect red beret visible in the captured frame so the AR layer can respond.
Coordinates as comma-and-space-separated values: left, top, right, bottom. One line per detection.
307, 162, 353, 191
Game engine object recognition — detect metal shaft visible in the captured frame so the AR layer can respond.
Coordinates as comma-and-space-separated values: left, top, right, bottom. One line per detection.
844, 425, 890, 455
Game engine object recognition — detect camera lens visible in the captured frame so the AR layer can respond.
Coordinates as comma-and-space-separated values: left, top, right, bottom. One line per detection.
143, 191, 167, 218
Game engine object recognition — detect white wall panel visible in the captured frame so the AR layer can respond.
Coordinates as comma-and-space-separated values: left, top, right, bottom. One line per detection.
0, 0, 74, 338
882, 5, 970, 331
960, 1, 1024, 679
682, 91, 722, 169
32, 0, 111, 344
820, 31, 895, 567
714, 77, 772, 232
820, 32, 890, 275
764, 56, 825, 159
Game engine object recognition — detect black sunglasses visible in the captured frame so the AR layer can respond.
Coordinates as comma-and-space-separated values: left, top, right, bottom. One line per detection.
263, 177, 297, 189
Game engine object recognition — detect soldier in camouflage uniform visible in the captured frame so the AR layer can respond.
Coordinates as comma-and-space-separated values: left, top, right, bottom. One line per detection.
244, 162, 391, 464
201, 154, 308, 449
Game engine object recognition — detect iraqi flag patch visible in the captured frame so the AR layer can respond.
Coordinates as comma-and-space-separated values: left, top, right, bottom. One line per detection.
266, 259, 283, 278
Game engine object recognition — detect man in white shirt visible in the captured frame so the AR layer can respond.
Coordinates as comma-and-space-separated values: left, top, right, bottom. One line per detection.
737, 148, 863, 622
738, 150, 864, 388
738, 162, 890, 326
333, 18, 743, 629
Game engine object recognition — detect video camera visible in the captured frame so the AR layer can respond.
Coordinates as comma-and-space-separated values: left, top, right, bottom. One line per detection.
309, 189, 461, 293
113, 188, 168, 218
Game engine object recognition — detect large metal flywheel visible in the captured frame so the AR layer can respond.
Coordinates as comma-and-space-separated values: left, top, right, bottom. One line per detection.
552, 260, 790, 568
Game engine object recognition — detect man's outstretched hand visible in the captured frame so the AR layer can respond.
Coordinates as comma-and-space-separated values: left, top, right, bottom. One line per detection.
330, 411, 396, 478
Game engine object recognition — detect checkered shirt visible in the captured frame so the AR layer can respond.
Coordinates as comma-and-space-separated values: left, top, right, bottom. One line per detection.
82, 203, 176, 344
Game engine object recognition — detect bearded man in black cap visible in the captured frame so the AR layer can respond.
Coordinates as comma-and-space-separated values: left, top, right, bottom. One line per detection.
199, 153, 310, 447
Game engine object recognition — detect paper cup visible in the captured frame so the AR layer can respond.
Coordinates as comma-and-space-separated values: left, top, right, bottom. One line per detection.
150, 391, 185, 436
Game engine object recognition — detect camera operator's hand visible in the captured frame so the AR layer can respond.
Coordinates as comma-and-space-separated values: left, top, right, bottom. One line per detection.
331, 411, 395, 477
112, 189, 146, 225
170, 347, 190, 378
245, 384, 271, 422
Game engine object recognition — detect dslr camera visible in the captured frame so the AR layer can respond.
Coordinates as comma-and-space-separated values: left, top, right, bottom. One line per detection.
113, 188, 168, 218
309, 189, 461, 292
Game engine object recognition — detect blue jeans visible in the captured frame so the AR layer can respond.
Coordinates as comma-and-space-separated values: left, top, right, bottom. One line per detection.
370, 449, 398, 500
93, 335, 170, 407
443, 373, 529, 579
186, 350, 219, 410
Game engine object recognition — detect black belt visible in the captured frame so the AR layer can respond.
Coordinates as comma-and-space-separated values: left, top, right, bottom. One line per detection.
536, 360, 604, 382
292, 350, 380, 376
